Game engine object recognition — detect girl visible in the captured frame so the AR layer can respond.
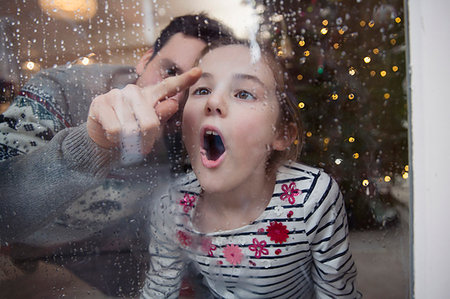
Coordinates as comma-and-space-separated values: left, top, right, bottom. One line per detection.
142, 40, 358, 298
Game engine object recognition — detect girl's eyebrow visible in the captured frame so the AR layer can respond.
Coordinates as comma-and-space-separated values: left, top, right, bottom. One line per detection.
233, 73, 265, 88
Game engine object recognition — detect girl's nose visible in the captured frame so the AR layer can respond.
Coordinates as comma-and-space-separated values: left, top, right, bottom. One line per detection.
205, 92, 227, 116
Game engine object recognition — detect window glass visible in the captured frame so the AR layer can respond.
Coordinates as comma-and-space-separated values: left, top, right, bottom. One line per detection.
0, 1, 409, 298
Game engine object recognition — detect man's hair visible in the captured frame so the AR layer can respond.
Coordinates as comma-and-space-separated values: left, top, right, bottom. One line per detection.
150, 13, 234, 61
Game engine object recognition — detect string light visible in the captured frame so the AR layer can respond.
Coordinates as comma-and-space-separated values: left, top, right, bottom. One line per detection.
306, 131, 313, 137
298, 40, 306, 47
277, 50, 284, 56
321, 28, 328, 35
298, 102, 305, 109
384, 93, 390, 99
362, 179, 369, 186
335, 158, 343, 165
348, 93, 355, 100
395, 17, 402, 23
348, 67, 356, 76
297, 74, 303, 80
338, 28, 345, 35
392, 65, 399, 72
380, 70, 387, 77
384, 176, 391, 182
81, 57, 90, 65
373, 48, 380, 54
368, 20, 375, 27
353, 152, 359, 159
333, 43, 340, 49
331, 93, 339, 100
304, 50, 310, 56
348, 137, 355, 143
293, 139, 299, 145
402, 165, 409, 179
324, 137, 330, 144
26, 61, 35, 70
322, 20, 328, 26
390, 39, 397, 45
363, 56, 371, 63
360, 20, 366, 27
370, 70, 376, 77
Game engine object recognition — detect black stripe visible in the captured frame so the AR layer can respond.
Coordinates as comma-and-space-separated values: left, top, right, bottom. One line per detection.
304, 176, 333, 222
283, 164, 319, 178
306, 202, 345, 237
315, 198, 344, 235
302, 170, 320, 204
310, 219, 346, 244
276, 176, 310, 184
315, 232, 348, 255
199, 255, 312, 279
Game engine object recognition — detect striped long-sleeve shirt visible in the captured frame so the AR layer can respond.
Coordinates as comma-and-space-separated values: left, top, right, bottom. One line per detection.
141, 162, 359, 298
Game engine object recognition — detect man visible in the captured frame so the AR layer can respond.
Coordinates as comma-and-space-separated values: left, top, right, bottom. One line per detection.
0, 14, 233, 296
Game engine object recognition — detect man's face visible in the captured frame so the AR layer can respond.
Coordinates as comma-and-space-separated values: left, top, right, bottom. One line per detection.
135, 33, 206, 102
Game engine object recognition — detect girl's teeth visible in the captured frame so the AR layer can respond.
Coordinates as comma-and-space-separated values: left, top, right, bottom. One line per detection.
206, 130, 218, 136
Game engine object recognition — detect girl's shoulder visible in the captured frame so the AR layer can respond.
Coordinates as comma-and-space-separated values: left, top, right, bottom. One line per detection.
277, 161, 327, 180
276, 162, 339, 201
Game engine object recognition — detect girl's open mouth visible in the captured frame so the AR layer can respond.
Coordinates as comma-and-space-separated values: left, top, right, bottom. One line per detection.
200, 128, 226, 168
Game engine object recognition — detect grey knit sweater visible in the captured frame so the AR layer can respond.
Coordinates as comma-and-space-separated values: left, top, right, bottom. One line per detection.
0, 64, 171, 249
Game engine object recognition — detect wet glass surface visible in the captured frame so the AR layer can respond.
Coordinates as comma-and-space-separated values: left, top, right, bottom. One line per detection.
0, 1, 409, 298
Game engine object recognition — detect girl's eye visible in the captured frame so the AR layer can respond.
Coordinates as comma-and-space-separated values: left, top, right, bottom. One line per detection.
235, 90, 255, 100
193, 87, 211, 96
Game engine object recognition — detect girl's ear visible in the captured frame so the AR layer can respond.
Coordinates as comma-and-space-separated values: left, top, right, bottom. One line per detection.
272, 122, 298, 151
135, 48, 154, 76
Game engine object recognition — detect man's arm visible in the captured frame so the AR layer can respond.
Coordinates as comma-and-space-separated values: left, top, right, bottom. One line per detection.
0, 124, 116, 244
0, 65, 202, 245
0, 65, 125, 244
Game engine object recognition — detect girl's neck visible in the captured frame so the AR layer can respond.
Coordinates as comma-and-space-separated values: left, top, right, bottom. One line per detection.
193, 169, 277, 233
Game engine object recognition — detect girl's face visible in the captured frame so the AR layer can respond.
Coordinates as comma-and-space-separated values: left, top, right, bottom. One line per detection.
182, 45, 285, 194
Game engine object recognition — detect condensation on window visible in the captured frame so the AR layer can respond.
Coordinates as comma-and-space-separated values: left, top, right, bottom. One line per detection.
0, 1, 409, 298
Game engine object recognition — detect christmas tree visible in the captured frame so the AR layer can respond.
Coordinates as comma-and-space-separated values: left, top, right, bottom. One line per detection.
257, 0, 408, 229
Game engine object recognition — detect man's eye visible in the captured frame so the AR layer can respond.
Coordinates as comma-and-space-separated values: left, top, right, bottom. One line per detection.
193, 87, 210, 96
164, 66, 178, 78
235, 90, 255, 100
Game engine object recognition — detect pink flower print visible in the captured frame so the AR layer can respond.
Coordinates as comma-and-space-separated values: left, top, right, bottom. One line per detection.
201, 238, 217, 257
223, 244, 243, 266
280, 182, 300, 204
248, 238, 269, 258
177, 231, 192, 247
179, 193, 196, 213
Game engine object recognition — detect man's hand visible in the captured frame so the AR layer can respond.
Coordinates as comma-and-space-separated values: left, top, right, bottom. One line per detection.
87, 67, 201, 160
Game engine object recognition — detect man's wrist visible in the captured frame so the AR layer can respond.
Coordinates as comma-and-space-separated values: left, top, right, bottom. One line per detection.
61, 123, 119, 177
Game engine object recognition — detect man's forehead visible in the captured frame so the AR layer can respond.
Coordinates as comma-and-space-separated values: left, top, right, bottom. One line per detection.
157, 33, 206, 72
